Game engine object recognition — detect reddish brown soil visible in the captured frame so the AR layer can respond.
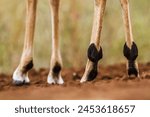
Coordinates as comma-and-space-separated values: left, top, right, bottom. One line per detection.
0, 63, 150, 100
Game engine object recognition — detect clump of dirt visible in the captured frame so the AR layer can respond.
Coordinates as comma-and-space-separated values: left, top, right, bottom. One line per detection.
0, 63, 150, 100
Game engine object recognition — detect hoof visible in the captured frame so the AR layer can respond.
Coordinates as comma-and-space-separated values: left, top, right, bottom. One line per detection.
87, 63, 98, 81
13, 67, 30, 86
80, 78, 87, 83
80, 62, 99, 83
47, 76, 56, 84
87, 67, 98, 81
47, 75, 64, 85
56, 76, 64, 85
13, 80, 25, 86
128, 67, 138, 77
48, 63, 64, 85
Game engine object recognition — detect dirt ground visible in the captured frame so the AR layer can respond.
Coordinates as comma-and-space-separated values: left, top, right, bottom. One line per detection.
0, 63, 150, 100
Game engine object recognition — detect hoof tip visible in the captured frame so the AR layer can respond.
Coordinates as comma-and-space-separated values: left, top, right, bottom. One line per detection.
13, 80, 25, 86
128, 67, 138, 77
87, 68, 98, 81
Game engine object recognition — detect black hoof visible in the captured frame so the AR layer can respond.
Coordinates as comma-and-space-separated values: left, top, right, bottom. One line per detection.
13, 80, 25, 86
128, 67, 138, 77
87, 63, 98, 81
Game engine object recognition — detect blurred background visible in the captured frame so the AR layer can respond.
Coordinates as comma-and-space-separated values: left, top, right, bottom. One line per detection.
0, 0, 149, 73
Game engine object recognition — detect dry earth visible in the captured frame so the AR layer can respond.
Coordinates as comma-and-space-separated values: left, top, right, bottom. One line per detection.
0, 63, 150, 100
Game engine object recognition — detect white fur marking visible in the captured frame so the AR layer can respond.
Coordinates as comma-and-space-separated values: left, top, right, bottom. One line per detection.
13, 68, 24, 82
24, 73, 30, 83
80, 77, 87, 83
13, 67, 30, 83
56, 76, 64, 84
47, 75, 64, 85
47, 75, 56, 84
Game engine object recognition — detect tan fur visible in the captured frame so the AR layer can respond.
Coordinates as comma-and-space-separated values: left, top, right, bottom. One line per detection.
120, 0, 133, 48
20, 0, 37, 70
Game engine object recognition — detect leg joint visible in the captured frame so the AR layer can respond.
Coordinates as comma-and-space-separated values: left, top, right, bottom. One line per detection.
22, 60, 33, 73
88, 43, 103, 63
123, 42, 138, 61
52, 62, 61, 76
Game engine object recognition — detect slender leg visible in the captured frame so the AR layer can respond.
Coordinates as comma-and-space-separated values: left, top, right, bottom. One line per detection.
47, 0, 64, 84
120, 0, 139, 77
12, 0, 37, 85
81, 0, 106, 83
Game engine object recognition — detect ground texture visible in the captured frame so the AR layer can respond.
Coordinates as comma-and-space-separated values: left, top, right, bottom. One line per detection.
0, 63, 150, 100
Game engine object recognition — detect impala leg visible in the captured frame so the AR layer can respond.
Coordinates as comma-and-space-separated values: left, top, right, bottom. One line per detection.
120, 0, 139, 77
12, 0, 37, 85
47, 0, 64, 85
81, 0, 106, 83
